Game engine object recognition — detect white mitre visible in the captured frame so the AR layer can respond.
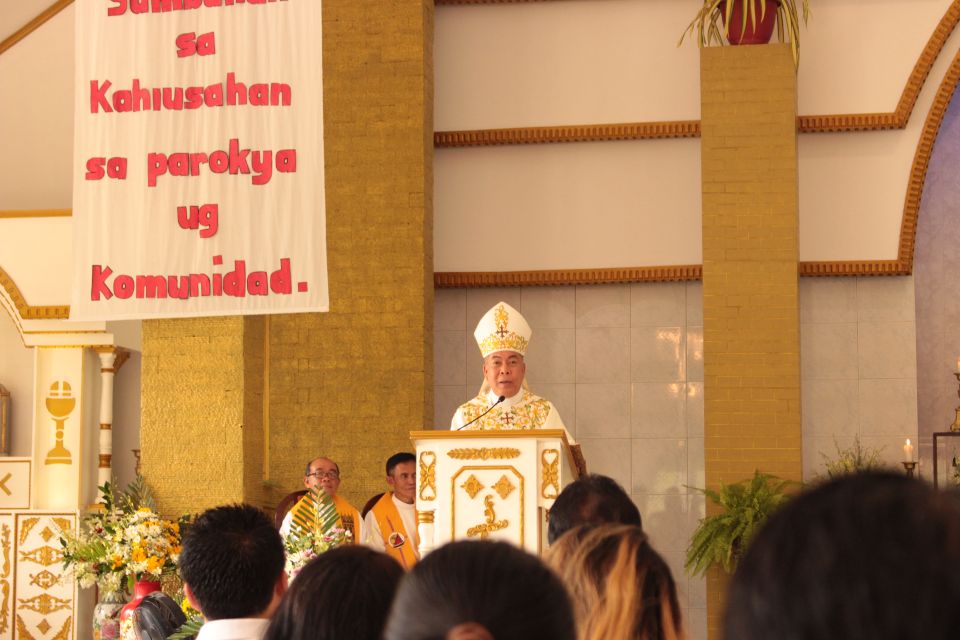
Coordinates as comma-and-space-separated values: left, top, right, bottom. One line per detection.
474, 302, 531, 357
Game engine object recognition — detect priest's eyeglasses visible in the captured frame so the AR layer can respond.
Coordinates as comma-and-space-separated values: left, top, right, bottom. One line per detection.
306, 470, 340, 480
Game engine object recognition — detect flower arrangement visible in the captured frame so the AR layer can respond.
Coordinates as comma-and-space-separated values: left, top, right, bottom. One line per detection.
283, 486, 352, 579
59, 478, 188, 595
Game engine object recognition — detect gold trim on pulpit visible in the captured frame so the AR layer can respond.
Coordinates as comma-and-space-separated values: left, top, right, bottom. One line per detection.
541, 450, 560, 499
418, 451, 437, 501
493, 475, 516, 500
451, 466, 524, 546
466, 495, 509, 539
447, 447, 521, 460
460, 475, 484, 500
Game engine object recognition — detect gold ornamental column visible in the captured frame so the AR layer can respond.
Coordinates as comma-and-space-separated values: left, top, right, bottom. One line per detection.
700, 43, 803, 638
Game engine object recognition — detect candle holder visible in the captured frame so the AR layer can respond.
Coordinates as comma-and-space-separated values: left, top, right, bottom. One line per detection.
902, 460, 917, 478
951, 372, 960, 432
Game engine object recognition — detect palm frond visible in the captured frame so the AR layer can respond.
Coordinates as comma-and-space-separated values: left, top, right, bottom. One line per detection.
118, 475, 156, 512
168, 617, 203, 640
290, 487, 340, 536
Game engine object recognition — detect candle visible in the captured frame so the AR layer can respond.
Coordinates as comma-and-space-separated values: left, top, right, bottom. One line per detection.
957, 356, 960, 372
903, 438, 914, 463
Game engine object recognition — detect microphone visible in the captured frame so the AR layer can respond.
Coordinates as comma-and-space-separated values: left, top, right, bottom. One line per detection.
456, 396, 506, 431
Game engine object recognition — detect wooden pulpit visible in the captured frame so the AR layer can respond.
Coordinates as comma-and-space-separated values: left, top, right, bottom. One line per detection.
410, 429, 583, 557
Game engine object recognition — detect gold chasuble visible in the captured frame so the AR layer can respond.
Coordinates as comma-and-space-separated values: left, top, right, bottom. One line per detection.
290, 493, 361, 542
458, 390, 552, 430
371, 492, 419, 569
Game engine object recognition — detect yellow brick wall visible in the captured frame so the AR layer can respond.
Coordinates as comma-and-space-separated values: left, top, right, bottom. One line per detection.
265, 0, 433, 510
700, 44, 802, 639
141, 316, 264, 515
141, 0, 434, 515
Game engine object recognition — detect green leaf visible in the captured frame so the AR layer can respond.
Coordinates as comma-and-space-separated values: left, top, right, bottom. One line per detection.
289, 487, 340, 537
685, 470, 798, 577
168, 617, 203, 640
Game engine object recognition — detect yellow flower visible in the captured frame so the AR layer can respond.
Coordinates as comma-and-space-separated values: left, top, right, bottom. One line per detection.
146, 556, 164, 573
137, 507, 153, 514
131, 547, 147, 563
111, 554, 123, 569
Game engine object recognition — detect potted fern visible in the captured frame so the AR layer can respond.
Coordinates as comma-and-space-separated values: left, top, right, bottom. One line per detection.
680, 0, 811, 67
685, 471, 795, 576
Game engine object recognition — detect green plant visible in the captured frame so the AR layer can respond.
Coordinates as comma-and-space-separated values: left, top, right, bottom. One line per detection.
284, 487, 352, 578
685, 471, 795, 577
680, 0, 811, 67
820, 436, 885, 479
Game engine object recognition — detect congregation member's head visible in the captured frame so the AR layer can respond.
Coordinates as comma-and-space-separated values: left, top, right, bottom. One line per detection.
303, 456, 342, 496
385, 452, 417, 504
547, 473, 642, 544
385, 540, 575, 640
547, 524, 683, 640
724, 471, 960, 640
263, 546, 403, 640
179, 504, 286, 622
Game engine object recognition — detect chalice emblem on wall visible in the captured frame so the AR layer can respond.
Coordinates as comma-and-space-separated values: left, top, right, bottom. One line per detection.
45, 381, 75, 465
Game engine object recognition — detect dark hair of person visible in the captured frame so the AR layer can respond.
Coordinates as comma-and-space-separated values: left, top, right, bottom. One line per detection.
724, 471, 960, 640
263, 546, 403, 640
133, 592, 187, 640
547, 474, 642, 544
547, 524, 682, 640
386, 452, 416, 475
178, 504, 285, 620
384, 540, 575, 640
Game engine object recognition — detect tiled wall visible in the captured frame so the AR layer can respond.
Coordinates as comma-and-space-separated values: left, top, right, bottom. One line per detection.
800, 277, 919, 479
434, 282, 707, 639
435, 276, 919, 640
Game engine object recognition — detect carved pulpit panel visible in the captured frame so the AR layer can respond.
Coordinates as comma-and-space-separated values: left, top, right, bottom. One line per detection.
411, 430, 580, 557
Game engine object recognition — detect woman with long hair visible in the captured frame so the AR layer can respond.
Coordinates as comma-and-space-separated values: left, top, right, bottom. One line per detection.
547, 524, 684, 640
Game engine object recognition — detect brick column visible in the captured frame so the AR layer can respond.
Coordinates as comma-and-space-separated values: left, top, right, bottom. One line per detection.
140, 0, 434, 514
700, 43, 802, 638
141, 317, 265, 515
266, 0, 434, 508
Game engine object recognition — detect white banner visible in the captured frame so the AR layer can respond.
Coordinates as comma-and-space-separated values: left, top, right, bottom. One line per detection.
71, 0, 327, 320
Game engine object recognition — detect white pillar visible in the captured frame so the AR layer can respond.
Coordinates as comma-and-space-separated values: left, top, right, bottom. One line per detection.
96, 348, 118, 488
